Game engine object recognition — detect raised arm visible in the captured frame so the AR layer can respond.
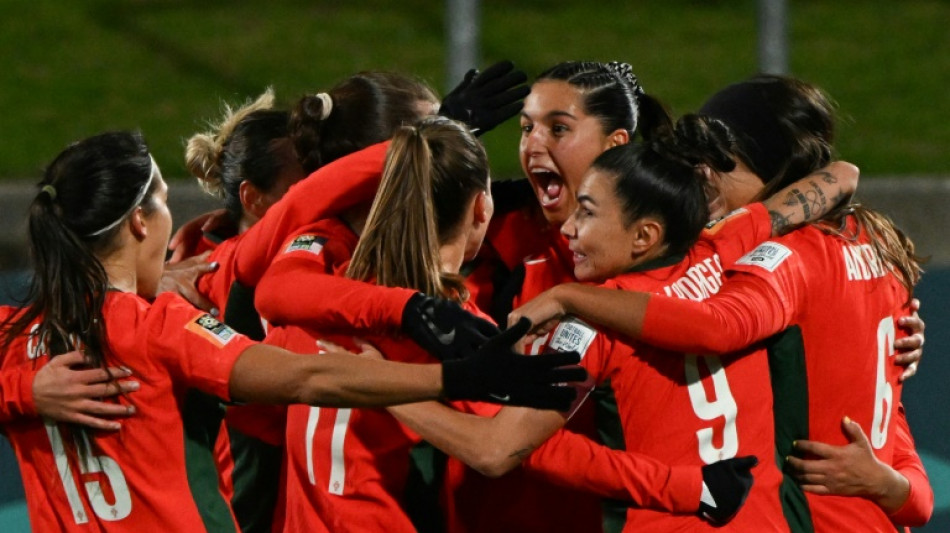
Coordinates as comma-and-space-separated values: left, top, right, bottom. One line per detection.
232, 142, 388, 286
762, 161, 859, 236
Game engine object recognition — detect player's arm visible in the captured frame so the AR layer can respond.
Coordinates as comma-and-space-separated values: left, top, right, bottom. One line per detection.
255, 253, 414, 334
786, 410, 933, 527
232, 142, 388, 287
227, 320, 583, 410
760, 161, 859, 236
389, 400, 565, 477
523, 428, 702, 512
256, 253, 500, 361
511, 273, 788, 355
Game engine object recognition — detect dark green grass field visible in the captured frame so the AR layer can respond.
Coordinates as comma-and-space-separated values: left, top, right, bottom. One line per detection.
0, 0, 947, 182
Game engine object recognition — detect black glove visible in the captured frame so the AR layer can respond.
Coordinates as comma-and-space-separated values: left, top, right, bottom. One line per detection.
442, 318, 587, 410
440, 60, 530, 135
401, 293, 500, 361
698, 455, 758, 526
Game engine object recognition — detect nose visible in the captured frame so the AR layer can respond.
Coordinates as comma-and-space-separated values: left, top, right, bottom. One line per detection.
521, 127, 548, 157
561, 213, 577, 239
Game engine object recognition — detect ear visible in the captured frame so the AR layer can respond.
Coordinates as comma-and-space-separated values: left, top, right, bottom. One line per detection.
629, 217, 665, 256
129, 207, 148, 241
239, 181, 267, 219
472, 191, 492, 224
606, 128, 630, 149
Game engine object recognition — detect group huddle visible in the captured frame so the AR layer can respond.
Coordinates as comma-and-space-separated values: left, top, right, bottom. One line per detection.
0, 59, 934, 532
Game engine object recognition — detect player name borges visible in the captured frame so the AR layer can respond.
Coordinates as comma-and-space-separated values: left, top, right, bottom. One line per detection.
662, 255, 724, 302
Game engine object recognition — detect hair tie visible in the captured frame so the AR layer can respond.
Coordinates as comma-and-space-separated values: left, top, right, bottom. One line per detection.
315, 93, 333, 120
41, 184, 57, 201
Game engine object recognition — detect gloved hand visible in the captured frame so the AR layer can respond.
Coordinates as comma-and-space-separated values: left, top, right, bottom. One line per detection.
442, 318, 587, 410
401, 293, 500, 361
698, 455, 758, 526
440, 60, 530, 135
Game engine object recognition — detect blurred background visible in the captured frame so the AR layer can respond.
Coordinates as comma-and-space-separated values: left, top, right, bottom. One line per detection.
0, 0, 947, 530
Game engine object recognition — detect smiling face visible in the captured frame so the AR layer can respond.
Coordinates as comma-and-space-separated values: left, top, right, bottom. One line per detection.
560, 168, 640, 282
519, 80, 624, 226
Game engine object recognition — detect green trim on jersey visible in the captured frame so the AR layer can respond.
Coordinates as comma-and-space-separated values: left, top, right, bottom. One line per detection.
182, 389, 238, 533
405, 441, 448, 533
593, 379, 628, 533
766, 326, 815, 533
228, 427, 282, 533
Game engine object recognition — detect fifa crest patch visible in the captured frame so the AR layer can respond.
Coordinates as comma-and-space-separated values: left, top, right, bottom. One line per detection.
284, 234, 326, 255
735, 241, 792, 272
549, 318, 597, 359
186, 313, 237, 347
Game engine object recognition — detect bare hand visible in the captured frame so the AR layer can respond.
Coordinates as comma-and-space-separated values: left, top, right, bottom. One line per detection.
34, 351, 140, 431
316, 338, 384, 361
167, 208, 231, 263
157, 251, 219, 313
894, 298, 924, 382
508, 287, 566, 338
787, 417, 907, 511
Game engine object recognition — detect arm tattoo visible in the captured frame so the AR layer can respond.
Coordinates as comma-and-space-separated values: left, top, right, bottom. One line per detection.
816, 170, 837, 184
770, 209, 795, 235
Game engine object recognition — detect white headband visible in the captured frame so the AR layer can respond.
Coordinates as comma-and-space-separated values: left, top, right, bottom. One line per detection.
86, 155, 158, 237
315, 92, 333, 120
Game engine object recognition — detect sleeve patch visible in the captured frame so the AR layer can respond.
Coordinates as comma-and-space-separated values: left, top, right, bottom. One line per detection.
549, 318, 597, 358
284, 234, 326, 255
185, 313, 238, 348
735, 241, 792, 272
704, 207, 749, 233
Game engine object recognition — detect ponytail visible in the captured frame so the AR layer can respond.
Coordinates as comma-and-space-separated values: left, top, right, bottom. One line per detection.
1, 131, 154, 370
347, 117, 487, 301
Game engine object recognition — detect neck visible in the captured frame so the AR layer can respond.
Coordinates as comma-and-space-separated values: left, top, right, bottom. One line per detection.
99, 256, 137, 293
439, 237, 467, 275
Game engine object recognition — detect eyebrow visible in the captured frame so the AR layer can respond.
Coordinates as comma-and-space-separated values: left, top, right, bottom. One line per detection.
520, 110, 578, 121
578, 194, 596, 206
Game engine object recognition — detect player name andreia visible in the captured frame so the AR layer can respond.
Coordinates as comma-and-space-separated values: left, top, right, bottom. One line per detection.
842, 243, 886, 281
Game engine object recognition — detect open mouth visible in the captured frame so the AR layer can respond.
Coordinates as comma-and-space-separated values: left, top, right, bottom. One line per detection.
530, 168, 565, 209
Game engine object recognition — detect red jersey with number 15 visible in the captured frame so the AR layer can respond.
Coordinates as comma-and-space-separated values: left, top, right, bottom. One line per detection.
0, 292, 255, 532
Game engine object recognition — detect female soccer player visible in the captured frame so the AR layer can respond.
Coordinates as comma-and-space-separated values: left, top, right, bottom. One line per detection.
510, 76, 933, 530
0, 130, 582, 532
387, 116, 817, 531
253, 61, 868, 533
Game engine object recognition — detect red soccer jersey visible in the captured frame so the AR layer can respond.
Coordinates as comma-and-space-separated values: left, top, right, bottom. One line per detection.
728, 222, 914, 531
640, 218, 923, 531
0, 291, 255, 532
532, 203, 786, 532
270, 306, 500, 533
193, 140, 388, 316
450, 205, 777, 533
